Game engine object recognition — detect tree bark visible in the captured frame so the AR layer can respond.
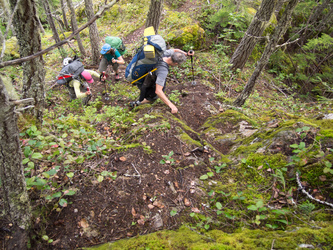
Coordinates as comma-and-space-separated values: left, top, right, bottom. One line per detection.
10, 0, 46, 123
0, 77, 32, 249
67, 0, 86, 57
233, 0, 299, 107
145, 0, 164, 33
60, 0, 70, 30
84, 0, 100, 64
229, 0, 278, 72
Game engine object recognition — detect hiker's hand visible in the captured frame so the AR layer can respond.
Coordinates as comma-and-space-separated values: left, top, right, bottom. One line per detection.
112, 58, 117, 64
170, 104, 178, 114
86, 90, 91, 96
188, 50, 194, 56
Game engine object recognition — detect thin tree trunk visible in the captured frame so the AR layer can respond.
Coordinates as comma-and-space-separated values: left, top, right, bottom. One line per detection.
145, 0, 164, 33
0, 78, 32, 250
10, 0, 46, 123
233, 0, 299, 107
41, 0, 61, 43
61, 0, 70, 30
229, 0, 278, 72
37, 14, 45, 34
84, 0, 99, 64
67, 0, 86, 57
298, 0, 333, 47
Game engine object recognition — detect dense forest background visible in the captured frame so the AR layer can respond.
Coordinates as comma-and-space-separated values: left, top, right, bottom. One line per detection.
0, 0, 332, 249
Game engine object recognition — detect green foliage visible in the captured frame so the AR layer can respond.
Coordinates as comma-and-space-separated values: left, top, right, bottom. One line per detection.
298, 200, 316, 215
160, 151, 175, 165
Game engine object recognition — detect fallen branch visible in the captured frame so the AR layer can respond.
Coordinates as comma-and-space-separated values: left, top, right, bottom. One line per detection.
14, 105, 34, 112
275, 38, 299, 49
296, 172, 333, 208
0, 0, 118, 69
11, 98, 34, 105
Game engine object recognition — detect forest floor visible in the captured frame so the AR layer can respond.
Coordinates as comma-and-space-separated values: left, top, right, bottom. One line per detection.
1, 1, 332, 249
0, 28, 256, 249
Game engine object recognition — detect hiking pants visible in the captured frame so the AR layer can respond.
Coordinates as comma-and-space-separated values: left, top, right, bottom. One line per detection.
98, 57, 119, 73
66, 81, 90, 105
137, 73, 164, 102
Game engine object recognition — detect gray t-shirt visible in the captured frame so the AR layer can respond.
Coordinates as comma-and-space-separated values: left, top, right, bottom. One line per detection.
154, 49, 174, 87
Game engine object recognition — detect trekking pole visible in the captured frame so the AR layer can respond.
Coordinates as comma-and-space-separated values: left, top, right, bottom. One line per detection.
190, 50, 196, 86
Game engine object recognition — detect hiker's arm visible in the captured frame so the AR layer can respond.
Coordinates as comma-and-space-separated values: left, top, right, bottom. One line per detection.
85, 70, 100, 78
112, 56, 125, 64
173, 49, 194, 56
155, 84, 178, 114
73, 80, 89, 99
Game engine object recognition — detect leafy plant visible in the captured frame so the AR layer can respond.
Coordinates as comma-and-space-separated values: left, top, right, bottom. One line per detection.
160, 151, 175, 165
298, 201, 316, 215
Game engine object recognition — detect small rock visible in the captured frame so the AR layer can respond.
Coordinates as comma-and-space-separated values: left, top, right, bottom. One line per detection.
151, 213, 163, 229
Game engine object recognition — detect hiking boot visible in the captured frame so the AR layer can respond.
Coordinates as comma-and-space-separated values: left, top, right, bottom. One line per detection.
115, 74, 120, 80
82, 94, 92, 106
129, 101, 140, 109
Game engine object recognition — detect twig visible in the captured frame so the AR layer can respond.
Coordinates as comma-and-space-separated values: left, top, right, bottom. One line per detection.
11, 98, 34, 105
14, 105, 34, 112
296, 172, 333, 208
291, 211, 322, 229
271, 239, 275, 250
132, 163, 141, 184
275, 38, 300, 49
269, 80, 288, 98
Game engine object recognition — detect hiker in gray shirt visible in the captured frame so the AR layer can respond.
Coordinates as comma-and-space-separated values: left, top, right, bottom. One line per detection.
130, 49, 194, 113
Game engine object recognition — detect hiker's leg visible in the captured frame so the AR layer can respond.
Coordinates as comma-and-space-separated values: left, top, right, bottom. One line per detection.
80, 81, 91, 105
138, 74, 155, 102
141, 98, 152, 104
98, 57, 108, 73
111, 61, 120, 79
98, 58, 108, 81
66, 86, 76, 101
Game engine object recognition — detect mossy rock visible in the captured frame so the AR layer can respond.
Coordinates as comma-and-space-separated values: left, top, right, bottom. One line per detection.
86, 224, 333, 249
165, 24, 206, 50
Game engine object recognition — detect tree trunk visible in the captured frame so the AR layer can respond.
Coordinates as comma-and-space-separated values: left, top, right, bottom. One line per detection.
229, 0, 278, 72
67, 0, 86, 57
145, 0, 164, 33
0, 78, 32, 249
10, 0, 46, 124
41, 0, 61, 43
84, 0, 100, 64
297, 0, 333, 47
233, 0, 299, 107
61, 0, 70, 30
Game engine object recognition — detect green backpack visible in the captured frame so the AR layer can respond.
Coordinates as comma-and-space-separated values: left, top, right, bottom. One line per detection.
105, 36, 126, 56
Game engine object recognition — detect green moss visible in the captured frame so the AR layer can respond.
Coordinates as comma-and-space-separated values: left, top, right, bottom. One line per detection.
176, 127, 203, 147
317, 129, 333, 138
245, 153, 287, 170
5, 36, 20, 58
86, 224, 333, 250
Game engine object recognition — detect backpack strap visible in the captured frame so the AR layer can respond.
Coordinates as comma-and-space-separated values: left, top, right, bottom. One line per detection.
131, 68, 157, 85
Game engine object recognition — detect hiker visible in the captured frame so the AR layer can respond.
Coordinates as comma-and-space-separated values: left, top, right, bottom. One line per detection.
61, 57, 100, 105
130, 49, 194, 114
99, 43, 125, 82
